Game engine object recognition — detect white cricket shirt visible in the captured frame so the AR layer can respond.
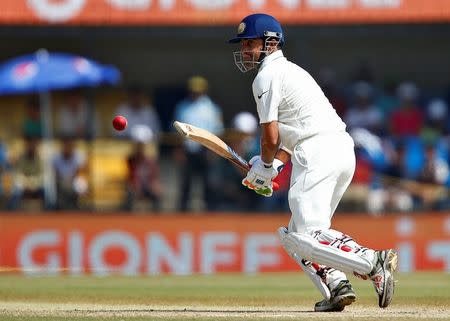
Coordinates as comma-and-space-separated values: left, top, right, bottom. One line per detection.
252, 50, 346, 151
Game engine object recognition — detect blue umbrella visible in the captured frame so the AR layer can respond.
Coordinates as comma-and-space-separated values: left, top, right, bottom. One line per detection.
0, 49, 120, 139
0, 49, 121, 209
0, 49, 120, 95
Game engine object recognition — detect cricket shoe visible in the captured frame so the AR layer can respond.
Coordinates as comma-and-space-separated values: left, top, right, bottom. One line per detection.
314, 280, 356, 312
370, 249, 398, 308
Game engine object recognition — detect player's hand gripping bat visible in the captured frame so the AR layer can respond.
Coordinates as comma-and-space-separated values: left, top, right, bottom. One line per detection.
173, 121, 279, 191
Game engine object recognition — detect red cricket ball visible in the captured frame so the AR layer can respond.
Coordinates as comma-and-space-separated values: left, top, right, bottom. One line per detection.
112, 115, 127, 131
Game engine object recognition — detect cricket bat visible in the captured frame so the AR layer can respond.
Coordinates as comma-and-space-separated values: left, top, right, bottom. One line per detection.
173, 121, 279, 190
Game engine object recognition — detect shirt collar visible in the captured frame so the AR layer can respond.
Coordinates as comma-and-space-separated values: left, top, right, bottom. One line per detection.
259, 50, 285, 71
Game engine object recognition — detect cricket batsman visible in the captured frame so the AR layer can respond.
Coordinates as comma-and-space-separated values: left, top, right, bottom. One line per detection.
229, 13, 398, 312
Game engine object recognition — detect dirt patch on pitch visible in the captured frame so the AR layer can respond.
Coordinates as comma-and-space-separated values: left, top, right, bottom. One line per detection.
1, 301, 449, 320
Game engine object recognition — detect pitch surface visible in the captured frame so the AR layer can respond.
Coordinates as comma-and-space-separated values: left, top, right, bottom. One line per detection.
0, 272, 448, 320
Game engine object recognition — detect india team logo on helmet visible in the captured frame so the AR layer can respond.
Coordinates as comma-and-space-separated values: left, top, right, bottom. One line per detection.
237, 22, 246, 35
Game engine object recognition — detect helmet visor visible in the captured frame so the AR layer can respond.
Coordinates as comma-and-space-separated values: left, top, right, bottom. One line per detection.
233, 51, 260, 73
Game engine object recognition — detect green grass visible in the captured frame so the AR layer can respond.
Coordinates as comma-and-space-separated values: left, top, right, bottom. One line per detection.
0, 272, 449, 320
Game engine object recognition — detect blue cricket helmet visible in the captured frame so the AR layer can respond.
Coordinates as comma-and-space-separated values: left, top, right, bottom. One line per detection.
229, 13, 284, 46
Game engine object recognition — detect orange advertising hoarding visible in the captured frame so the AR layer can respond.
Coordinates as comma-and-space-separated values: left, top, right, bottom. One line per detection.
0, 0, 450, 25
0, 213, 449, 275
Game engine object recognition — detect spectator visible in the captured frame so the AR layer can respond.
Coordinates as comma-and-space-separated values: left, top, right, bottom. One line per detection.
207, 111, 260, 211
389, 82, 424, 138
419, 141, 449, 185
173, 75, 224, 211
416, 140, 450, 210
376, 81, 400, 118
114, 86, 161, 140
230, 111, 260, 157
370, 140, 414, 213
8, 137, 44, 210
53, 138, 87, 210
22, 96, 43, 139
123, 125, 162, 212
57, 89, 97, 139
345, 82, 383, 135
421, 99, 449, 142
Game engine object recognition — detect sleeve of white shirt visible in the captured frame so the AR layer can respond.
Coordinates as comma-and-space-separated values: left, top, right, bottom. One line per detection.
252, 71, 281, 124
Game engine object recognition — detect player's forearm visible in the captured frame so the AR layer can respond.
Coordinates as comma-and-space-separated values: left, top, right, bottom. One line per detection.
260, 121, 280, 165
261, 139, 279, 164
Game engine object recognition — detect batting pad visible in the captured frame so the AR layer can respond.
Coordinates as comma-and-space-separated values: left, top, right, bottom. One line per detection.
278, 227, 373, 275
277, 228, 331, 299
299, 258, 331, 300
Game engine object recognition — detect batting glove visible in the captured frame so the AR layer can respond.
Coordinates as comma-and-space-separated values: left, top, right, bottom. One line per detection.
242, 156, 284, 197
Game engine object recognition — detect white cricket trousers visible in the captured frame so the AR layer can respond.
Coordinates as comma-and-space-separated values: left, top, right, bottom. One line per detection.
288, 131, 355, 234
